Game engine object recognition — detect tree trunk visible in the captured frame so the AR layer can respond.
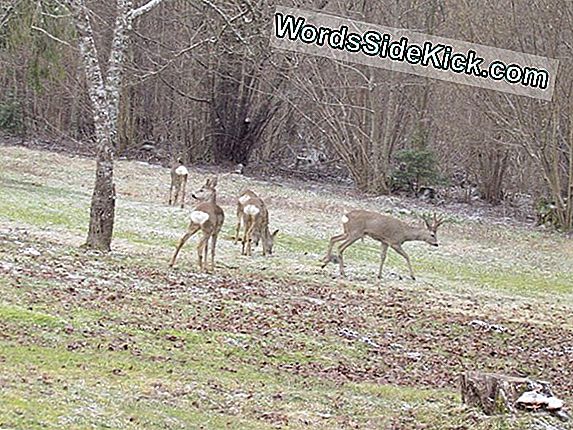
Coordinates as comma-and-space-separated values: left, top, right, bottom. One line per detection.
478, 147, 509, 205
86, 153, 116, 250
67, 0, 142, 251
68, 0, 117, 251
460, 371, 554, 415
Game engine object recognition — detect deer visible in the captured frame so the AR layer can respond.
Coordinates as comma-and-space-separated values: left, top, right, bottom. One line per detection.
235, 190, 278, 256
168, 157, 189, 208
169, 176, 224, 272
234, 190, 259, 245
321, 211, 445, 280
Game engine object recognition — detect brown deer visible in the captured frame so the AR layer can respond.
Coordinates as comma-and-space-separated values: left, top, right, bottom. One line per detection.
234, 190, 259, 244
321, 211, 445, 280
169, 176, 224, 272
235, 190, 278, 256
168, 157, 189, 208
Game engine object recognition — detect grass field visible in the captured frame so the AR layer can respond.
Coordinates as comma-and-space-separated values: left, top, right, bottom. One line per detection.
1, 144, 573, 429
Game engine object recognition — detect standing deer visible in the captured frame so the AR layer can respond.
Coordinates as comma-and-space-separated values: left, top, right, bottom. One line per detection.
169, 176, 224, 272
234, 190, 259, 245
235, 190, 278, 256
321, 211, 445, 280
168, 157, 189, 208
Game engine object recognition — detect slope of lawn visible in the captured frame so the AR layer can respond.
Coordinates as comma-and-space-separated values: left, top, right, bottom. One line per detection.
1, 144, 572, 429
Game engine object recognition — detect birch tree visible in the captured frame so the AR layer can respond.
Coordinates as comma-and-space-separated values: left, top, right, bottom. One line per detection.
62, 0, 168, 250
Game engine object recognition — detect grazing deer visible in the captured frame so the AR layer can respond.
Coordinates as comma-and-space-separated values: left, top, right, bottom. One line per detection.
235, 190, 259, 245
321, 211, 445, 280
235, 190, 278, 256
168, 157, 189, 208
169, 176, 224, 272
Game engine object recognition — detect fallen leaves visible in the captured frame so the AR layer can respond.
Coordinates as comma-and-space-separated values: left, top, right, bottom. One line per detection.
2, 226, 573, 429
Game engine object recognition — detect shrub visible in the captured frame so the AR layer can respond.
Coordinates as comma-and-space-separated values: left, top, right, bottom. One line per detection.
391, 148, 444, 194
0, 95, 24, 134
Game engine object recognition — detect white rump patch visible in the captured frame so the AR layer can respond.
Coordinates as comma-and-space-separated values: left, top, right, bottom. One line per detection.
341, 215, 349, 224
175, 165, 188, 176
238, 195, 251, 205
243, 204, 260, 216
190, 210, 209, 225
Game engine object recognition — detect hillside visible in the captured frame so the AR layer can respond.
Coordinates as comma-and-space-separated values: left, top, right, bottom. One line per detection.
1, 144, 572, 429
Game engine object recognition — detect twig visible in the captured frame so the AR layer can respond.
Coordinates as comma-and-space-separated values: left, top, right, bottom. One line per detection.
31, 24, 74, 48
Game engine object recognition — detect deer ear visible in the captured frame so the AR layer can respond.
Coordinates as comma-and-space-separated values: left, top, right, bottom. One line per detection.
205, 175, 219, 187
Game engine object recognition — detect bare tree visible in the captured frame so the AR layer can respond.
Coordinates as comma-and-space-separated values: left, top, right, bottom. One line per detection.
2, 0, 570, 230
203, 1, 285, 165
281, 0, 443, 194
470, 0, 573, 228
60, 0, 169, 250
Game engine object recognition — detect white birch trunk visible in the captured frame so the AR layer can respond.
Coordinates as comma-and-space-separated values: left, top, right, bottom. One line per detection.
69, 0, 116, 250
64, 0, 167, 250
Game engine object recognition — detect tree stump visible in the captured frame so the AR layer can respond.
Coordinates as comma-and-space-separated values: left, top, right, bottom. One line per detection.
460, 372, 554, 415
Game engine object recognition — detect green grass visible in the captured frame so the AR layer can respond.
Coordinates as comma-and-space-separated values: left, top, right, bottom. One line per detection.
0, 338, 459, 429
1, 145, 572, 429
1, 157, 571, 298
0, 180, 89, 231
0, 304, 65, 327
430, 258, 573, 295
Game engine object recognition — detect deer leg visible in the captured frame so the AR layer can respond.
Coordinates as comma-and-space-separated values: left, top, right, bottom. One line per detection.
241, 218, 251, 255
203, 233, 210, 272
245, 223, 253, 256
336, 236, 361, 277
210, 233, 218, 271
321, 233, 347, 267
174, 187, 181, 207
197, 231, 210, 271
251, 217, 264, 256
234, 213, 242, 244
378, 243, 389, 279
245, 221, 258, 257
169, 182, 175, 205
169, 224, 200, 267
203, 228, 213, 272
391, 244, 416, 280
180, 176, 187, 209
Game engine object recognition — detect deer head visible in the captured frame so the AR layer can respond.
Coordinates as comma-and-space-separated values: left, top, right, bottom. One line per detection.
192, 176, 218, 202
420, 212, 446, 246
261, 228, 279, 255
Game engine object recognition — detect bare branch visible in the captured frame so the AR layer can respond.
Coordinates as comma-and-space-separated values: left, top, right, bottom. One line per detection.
1, 0, 21, 29
130, 0, 168, 20
135, 36, 210, 81
157, 75, 210, 103
199, 0, 252, 53
31, 24, 73, 47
